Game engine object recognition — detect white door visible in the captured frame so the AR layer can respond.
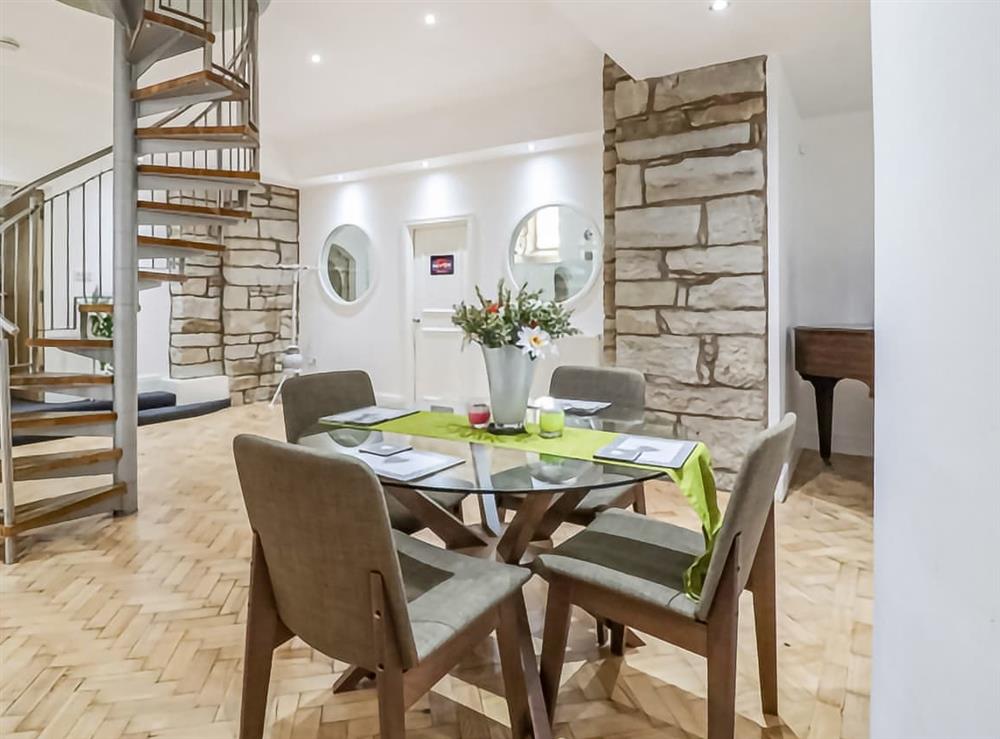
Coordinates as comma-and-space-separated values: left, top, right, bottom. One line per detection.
409, 219, 483, 409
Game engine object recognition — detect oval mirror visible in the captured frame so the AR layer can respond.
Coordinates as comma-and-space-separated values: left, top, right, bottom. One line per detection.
319, 224, 375, 304
509, 204, 602, 304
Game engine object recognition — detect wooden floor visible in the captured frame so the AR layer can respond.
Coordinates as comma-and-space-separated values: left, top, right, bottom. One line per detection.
1, 404, 873, 739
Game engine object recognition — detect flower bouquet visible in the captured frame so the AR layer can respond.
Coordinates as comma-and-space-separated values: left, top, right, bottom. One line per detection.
452, 280, 578, 432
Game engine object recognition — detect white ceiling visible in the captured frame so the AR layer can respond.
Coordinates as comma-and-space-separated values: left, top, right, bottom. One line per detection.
0, 0, 872, 185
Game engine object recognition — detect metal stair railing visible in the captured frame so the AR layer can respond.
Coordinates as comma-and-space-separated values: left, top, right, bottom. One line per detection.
1, 314, 18, 563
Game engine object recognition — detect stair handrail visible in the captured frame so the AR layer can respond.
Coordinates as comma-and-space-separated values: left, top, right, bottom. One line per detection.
0, 315, 15, 562
0, 314, 18, 336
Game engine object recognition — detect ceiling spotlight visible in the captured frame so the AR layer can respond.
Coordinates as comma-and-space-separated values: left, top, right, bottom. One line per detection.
709, 0, 729, 10
421, 160, 430, 169
528, 142, 536, 152
335, 174, 343, 182
424, 13, 437, 26
310, 53, 321, 63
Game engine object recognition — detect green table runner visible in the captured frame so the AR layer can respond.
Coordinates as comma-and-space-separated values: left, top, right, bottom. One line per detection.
323, 411, 721, 600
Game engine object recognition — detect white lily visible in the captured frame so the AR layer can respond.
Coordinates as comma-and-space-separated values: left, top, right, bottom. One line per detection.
517, 325, 551, 359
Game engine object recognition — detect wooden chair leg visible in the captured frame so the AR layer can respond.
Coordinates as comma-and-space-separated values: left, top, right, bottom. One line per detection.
376, 667, 406, 739
240, 536, 284, 739
498, 592, 553, 739
632, 482, 647, 514
751, 506, 779, 715
539, 580, 573, 726
609, 621, 626, 656
706, 542, 741, 739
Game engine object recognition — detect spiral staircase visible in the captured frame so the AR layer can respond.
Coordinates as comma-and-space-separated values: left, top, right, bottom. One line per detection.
0, 0, 262, 563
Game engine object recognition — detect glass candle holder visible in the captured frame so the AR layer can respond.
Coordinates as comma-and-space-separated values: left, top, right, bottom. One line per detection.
466, 402, 491, 429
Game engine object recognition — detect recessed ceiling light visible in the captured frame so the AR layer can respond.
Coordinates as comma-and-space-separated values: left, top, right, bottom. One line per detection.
310, 53, 321, 64
421, 161, 430, 169
709, 0, 729, 10
528, 142, 536, 152
335, 174, 343, 182
424, 13, 437, 26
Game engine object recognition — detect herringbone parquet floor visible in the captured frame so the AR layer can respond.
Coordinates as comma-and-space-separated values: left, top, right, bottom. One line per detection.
0, 404, 873, 739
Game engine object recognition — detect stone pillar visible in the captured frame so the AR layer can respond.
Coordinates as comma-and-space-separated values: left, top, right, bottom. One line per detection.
602, 55, 768, 489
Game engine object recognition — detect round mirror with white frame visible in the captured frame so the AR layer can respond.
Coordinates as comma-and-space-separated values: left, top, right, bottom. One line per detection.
508, 204, 602, 304
319, 224, 375, 305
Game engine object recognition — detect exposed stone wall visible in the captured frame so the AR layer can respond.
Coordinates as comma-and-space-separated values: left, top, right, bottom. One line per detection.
169, 184, 300, 405
602, 56, 768, 489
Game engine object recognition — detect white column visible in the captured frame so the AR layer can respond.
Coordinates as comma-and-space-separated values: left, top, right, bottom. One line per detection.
112, 21, 138, 514
870, 2, 1000, 737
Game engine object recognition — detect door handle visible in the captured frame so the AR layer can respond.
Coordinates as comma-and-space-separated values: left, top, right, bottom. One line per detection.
412, 317, 422, 324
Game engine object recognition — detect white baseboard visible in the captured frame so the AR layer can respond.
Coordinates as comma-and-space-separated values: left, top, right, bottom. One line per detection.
142, 374, 230, 405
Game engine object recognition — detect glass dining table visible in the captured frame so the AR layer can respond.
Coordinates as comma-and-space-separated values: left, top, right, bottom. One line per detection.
296, 407, 671, 565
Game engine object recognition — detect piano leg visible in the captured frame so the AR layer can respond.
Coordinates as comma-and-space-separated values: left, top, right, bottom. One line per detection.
803, 374, 840, 465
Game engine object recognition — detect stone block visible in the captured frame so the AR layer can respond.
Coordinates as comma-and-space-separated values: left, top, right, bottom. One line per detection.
172, 295, 220, 320
688, 98, 765, 127
617, 334, 702, 384
615, 164, 642, 207
250, 297, 266, 310
265, 294, 293, 310
226, 357, 263, 376
259, 220, 298, 242
223, 286, 249, 310
225, 219, 259, 238
687, 276, 766, 310
170, 347, 209, 365
614, 79, 648, 118
245, 386, 274, 403
268, 188, 298, 205
616, 249, 663, 280
251, 206, 296, 221
171, 332, 221, 348
616, 123, 751, 162
707, 194, 765, 244
664, 245, 763, 274
224, 335, 251, 345
225, 344, 258, 361
652, 57, 765, 112
714, 336, 767, 388
171, 318, 221, 333
170, 361, 223, 379
208, 347, 222, 361
616, 205, 701, 247
616, 309, 659, 335
279, 244, 298, 264
645, 149, 764, 202
251, 333, 275, 343
646, 378, 765, 420
226, 237, 279, 251
183, 264, 222, 278
169, 277, 208, 296
229, 375, 259, 391
660, 309, 766, 335
225, 250, 280, 267
225, 309, 281, 334
677, 414, 765, 472
616, 280, 678, 308
223, 266, 294, 287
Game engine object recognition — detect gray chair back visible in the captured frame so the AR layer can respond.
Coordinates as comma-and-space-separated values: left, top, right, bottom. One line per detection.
282, 370, 376, 443
549, 365, 645, 408
696, 413, 796, 620
233, 434, 419, 669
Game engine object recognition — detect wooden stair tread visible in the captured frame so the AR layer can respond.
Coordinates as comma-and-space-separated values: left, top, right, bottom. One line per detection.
137, 235, 224, 253
136, 124, 258, 144
141, 9, 214, 44
137, 200, 251, 220
10, 372, 113, 387
10, 447, 122, 479
138, 270, 187, 283
132, 70, 247, 103
26, 338, 113, 349
0, 483, 126, 537
137, 164, 260, 181
79, 303, 113, 314
12, 411, 117, 430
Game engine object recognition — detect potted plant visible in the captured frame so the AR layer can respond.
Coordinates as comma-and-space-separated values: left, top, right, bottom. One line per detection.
452, 280, 578, 433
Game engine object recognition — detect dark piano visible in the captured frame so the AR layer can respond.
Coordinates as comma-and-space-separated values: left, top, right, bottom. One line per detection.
794, 325, 874, 464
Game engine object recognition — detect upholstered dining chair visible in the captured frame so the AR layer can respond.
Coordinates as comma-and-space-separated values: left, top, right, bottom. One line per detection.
281, 369, 466, 533
534, 414, 797, 739
234, 435, 543, 739
498, 365, 648, 527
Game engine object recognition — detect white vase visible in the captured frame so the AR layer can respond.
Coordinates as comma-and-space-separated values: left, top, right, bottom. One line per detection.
481, 345, 535, 433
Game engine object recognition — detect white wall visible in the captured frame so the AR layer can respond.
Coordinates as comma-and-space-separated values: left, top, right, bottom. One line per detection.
298, 143, 605, 404
870, 2, 1000, 738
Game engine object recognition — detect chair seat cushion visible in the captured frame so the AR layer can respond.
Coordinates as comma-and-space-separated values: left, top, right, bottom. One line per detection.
387, 490, 466, 534
394, 532, 531, 660
533, 508, 705, 619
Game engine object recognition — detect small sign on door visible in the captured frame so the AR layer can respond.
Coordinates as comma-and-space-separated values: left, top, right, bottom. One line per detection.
429, 254, 455, 276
